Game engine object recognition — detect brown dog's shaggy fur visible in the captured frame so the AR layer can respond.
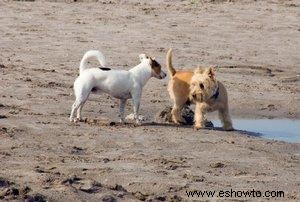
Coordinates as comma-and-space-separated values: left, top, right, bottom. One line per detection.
166, 49, 233, 131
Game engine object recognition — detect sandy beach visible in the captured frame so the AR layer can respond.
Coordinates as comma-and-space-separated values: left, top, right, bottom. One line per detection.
0, 0, 299, 201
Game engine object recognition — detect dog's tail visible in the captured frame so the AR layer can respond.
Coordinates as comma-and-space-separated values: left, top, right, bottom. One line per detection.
166, 48, 176, 76
79, 50, 107, 74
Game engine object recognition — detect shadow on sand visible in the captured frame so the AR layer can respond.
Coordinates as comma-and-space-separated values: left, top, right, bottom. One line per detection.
142, 122, 262, 138
76, 118, 262, 138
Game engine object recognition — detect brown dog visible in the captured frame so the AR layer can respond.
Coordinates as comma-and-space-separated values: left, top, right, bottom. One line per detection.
166, 49, 233, 131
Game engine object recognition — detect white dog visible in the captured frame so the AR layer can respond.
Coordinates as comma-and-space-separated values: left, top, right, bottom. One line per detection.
69, 50, 166, 124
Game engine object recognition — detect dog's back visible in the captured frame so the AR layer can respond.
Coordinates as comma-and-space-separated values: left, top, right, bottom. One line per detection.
168, 70, 193, 103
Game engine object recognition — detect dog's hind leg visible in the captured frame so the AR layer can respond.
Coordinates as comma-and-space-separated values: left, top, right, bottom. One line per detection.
76, 99, 87, 121
171, 105, 184, 124
218, 106, 233, 131
70, 101, 80, 122
70, 89, 90, 122
171, 97, 186, 124
118, 99, 127, 123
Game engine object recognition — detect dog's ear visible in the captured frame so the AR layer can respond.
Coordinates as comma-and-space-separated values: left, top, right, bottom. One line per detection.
194, 65, 205, 74
149, 57, 156, 65
206, 67, 216, 79
139, 54, 148, 62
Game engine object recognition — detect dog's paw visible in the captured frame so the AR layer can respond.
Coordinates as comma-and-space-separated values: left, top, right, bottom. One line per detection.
194, 124, 205, 130
172, 118, 184, 125
71, 117, 85, 123
119, 118, 125, 124
223, 125, 234, 131
69, 117, 76, 122
125, 114, 146, 122
172, 120, 180, 125
179, 119, 187, 125
134, 121, 142, 127
77, 117, 88, 122
193, 126, 201, 131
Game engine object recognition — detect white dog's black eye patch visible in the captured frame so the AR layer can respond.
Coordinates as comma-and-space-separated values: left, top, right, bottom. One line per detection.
99, 67, 111, 71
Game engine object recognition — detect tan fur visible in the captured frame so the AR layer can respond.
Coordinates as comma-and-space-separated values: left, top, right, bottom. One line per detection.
166, 49, 176, 76
166, 49, 233, 131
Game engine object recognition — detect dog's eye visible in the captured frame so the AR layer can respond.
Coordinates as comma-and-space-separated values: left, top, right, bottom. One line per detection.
199, 83, 204, 89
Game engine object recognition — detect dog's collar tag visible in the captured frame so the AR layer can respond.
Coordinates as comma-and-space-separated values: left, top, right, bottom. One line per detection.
211, 86, 219, 100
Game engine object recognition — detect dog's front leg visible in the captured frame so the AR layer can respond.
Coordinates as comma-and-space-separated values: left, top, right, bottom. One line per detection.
131, 89, 141, 125
119, 99, 127, 123
194, 102, 207, 130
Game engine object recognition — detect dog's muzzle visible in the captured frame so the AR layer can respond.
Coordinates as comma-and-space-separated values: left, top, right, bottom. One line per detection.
158, 71, 167, 79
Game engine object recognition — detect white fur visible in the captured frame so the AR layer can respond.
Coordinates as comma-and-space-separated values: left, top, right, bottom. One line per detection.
79, 50, 107, 74
69, 50, 166, 124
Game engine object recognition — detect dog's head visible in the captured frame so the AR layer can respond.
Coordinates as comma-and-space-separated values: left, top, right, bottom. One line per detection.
189, 66, 218, 102
139, 54, 166, 79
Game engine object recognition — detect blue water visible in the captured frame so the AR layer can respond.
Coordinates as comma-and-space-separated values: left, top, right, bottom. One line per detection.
213, 119, 300, 143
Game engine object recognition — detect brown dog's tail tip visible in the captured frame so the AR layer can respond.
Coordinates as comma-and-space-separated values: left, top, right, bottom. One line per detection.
166, 48, 176, 76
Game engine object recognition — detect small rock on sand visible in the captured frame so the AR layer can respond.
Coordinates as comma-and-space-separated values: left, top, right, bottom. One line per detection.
25, 193, 46, 202
210, 162, 225, 168
79, 180, 101, 193
0, 178, 10, 187
101, 195, 117, 202
61, 175, 82, 185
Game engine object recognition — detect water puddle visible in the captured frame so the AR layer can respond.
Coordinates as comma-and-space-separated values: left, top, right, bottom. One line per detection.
213, 119, 300, 143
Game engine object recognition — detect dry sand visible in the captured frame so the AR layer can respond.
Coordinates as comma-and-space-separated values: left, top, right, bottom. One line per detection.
0, 0, 299, 201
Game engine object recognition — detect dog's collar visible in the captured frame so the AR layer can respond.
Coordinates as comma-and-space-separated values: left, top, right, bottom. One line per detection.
211, 86, 219, 100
